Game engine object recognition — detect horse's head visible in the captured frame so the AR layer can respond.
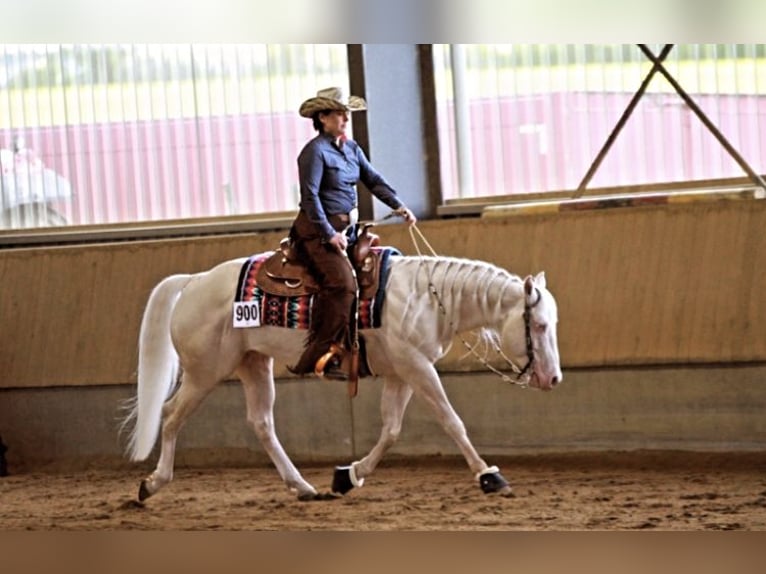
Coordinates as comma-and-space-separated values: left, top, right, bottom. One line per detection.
500, 272, 562, 391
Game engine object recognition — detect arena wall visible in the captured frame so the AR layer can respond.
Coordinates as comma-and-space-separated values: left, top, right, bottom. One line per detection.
1, 198, 765, 469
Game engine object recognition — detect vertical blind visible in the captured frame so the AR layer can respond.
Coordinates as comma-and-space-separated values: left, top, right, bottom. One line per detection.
4, 44, 764, 229
433, 44, 766, 200
0, 44, 349, 229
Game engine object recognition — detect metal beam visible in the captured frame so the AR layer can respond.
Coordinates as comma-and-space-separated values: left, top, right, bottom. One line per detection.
575, 44, 766, 198
573, 44, 674, 198
638, 43, 766, 192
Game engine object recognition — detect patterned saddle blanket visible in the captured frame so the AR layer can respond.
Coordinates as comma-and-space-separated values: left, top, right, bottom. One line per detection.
232, 246, 399, 330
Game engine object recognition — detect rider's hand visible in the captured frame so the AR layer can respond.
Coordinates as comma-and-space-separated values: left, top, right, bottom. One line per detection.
328, 232, 348, 254
395, 206, 417, 226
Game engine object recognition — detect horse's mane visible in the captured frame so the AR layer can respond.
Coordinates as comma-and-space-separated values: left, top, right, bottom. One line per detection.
394, 255, 523, 295
391, 255, 524, 346
394, 254, 522, 282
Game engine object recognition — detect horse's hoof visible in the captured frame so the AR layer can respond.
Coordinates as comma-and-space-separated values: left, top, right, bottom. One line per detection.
138, 480, 153, 502
479, 468, 512, 495
332, 466, 354, 495
332, 464, 364, 495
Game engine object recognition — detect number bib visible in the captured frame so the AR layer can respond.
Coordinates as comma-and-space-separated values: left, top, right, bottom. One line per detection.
233, 301, 261, 328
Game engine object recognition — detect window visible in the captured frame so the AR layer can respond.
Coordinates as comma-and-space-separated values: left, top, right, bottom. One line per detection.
0, 44, 349, 229
433, 44, 766, 202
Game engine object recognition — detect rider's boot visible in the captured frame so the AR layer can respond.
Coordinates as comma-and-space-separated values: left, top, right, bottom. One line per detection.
314, 343, 347, 380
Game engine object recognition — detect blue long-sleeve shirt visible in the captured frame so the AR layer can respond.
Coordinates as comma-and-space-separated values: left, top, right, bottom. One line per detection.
297, 133, 404, 241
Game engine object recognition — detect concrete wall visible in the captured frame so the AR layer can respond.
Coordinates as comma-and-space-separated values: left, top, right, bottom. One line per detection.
2, 365, 765, 472
1, 198, 765, 470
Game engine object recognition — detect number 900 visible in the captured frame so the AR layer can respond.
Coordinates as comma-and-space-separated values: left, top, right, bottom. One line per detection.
235, 302, 259, 322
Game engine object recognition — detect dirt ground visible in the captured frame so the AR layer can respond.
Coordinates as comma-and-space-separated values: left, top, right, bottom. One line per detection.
2, 451, 766, 530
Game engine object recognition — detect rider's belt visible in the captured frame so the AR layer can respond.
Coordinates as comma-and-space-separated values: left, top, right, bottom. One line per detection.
328, 207, 359, 231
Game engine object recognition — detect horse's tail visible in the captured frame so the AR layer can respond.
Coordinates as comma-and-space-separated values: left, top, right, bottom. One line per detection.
122, 273, 191, 461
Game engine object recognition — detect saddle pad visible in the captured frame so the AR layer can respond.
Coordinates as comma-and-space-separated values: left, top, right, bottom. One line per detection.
233, 247, 400, 330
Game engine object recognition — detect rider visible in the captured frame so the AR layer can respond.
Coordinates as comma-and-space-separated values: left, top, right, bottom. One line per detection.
287, 87, 416, 377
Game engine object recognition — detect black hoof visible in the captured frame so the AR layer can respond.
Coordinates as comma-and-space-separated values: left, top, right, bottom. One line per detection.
479, 470, 511, 494
138, 480, 152, 502
332, 465, 355, 495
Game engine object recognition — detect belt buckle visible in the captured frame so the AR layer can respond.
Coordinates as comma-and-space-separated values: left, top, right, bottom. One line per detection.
348, 207, 359, 228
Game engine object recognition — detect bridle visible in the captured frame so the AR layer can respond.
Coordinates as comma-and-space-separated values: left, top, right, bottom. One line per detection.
505, 286, 541, 377
400, 221, 542, 389
427, 272, 541, 389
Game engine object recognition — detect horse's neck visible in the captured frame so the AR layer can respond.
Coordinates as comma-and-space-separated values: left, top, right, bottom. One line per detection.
404, 256, 523, 334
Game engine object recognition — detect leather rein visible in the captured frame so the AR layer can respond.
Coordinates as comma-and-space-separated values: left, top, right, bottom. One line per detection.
406, 223, 540, 389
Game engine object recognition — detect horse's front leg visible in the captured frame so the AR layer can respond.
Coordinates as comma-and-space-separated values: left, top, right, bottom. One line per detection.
402, 359, 514, 497
331, 376, 413, 495
238, 353, 331, 501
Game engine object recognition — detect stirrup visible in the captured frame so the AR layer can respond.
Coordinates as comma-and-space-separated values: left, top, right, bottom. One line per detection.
314, 343, 347, 380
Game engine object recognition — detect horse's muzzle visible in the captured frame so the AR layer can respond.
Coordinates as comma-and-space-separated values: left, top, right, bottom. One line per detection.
532, 371, 562, 391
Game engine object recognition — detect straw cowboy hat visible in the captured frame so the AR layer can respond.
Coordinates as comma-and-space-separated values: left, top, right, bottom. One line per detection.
299, 87, 367, 118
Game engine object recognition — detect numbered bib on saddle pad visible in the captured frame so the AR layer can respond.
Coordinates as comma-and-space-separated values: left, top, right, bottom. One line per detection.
232, 252, 313, 330
231, 247, 401, 330
233, 301, 261, 328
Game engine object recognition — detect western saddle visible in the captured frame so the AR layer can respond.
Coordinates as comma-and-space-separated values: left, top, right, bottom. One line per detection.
255, 223, 383, 396
255, 223, 382, 300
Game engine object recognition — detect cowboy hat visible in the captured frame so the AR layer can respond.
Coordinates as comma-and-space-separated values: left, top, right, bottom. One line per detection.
299, 87, 367, 118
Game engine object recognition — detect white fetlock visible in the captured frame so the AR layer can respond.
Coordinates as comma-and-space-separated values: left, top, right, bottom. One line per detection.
476, 465, 500, 482
349, 461, 365, 488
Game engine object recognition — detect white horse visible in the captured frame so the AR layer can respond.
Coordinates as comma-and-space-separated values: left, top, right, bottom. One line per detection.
123, 251, 562, 501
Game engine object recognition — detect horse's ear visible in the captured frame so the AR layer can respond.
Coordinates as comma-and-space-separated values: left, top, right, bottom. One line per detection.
524, 272, 546, 296
524, 275, 534, 296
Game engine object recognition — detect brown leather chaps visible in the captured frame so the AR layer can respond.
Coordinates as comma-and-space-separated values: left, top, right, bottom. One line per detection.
288, 210, 357, 374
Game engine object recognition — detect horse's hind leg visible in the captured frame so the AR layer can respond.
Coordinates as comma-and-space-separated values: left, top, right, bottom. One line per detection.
237, 352, 324, 501
334, 376, 413, 494
139, 370, 217, 501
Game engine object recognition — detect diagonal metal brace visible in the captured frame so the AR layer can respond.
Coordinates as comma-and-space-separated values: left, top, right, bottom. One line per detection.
574, 44, 675, 198
637, 43, 766, 192
574, 44, 766, 198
